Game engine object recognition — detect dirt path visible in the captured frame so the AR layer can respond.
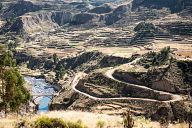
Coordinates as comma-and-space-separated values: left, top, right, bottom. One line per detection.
71, 58, 185, 103
72, 72, 159, 102
104, 67, 184, 103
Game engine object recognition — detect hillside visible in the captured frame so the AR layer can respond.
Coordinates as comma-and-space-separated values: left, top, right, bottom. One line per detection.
0, 0, 192, 127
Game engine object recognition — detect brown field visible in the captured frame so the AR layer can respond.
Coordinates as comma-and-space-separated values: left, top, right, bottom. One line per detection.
175, 50, 192, 59
86, 46, 140, 58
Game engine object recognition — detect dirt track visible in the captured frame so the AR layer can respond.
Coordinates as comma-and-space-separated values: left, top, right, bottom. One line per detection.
72, 58, 185, 103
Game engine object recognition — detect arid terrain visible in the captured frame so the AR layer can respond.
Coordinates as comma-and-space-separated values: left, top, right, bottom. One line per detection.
0, 0, 192, 128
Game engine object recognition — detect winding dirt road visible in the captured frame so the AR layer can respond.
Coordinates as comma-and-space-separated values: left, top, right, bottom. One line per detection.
71, 59, 185, 103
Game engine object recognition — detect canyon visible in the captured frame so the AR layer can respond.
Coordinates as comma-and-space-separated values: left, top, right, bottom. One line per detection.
0, 0, 192, 127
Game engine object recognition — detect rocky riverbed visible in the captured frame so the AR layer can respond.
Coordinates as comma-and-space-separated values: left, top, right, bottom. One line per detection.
24, 76, 56, 112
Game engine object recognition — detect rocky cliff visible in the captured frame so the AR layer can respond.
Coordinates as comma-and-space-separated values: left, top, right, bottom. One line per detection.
1, 11, 73, 33
1, 10, 101, 33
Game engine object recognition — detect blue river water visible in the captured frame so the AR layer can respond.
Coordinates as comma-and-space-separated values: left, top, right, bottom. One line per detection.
24, 76, 55, 112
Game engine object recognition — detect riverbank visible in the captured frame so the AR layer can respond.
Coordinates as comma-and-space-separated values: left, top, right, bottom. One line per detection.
19, 66, 62, 91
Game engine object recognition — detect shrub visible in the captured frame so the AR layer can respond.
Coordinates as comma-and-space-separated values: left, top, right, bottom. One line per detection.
67, 121, 87, 128
96, 120, 105, 128
33, 116, 87, 128
34, 116, 53, 128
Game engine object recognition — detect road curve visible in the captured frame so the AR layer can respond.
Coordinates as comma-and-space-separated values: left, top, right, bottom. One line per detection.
71, 59, 185, 103
104, 68, 184, 103
72, 72, 159, 102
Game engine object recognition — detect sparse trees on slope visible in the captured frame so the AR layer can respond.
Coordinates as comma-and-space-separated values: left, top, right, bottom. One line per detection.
139, 46, 171, 67
0, 45, 30, 116
154, 46, 170, 65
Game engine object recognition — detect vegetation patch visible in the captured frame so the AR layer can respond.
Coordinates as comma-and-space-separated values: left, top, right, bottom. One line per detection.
138, 46, 171, 68
96, 120, 105, 128
0, 45, 30, 116
15, 116, 88, 128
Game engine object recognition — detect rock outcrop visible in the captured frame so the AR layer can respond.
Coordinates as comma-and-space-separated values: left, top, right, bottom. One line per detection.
102, 4, 131, 25
88, 4, 113, 14
2, 0, 42, 19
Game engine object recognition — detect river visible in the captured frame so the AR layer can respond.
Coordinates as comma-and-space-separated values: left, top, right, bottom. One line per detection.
24, 76, 56, 112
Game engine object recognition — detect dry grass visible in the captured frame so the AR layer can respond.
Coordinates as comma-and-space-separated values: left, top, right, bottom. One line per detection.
36, 111, 123, 128
0, 119, 16, 128
0, 111, 190, 128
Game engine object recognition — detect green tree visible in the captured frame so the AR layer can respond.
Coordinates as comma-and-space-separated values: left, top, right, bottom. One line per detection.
0, 45, 30, 116
55, 63, 65, 81
0, 46, 15, 110
4, 69, 30, 112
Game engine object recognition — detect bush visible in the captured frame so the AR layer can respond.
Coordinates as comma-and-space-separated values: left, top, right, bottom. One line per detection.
96, 120, 105, 128
34, 116, 53, 128
33, 116, 87, 128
